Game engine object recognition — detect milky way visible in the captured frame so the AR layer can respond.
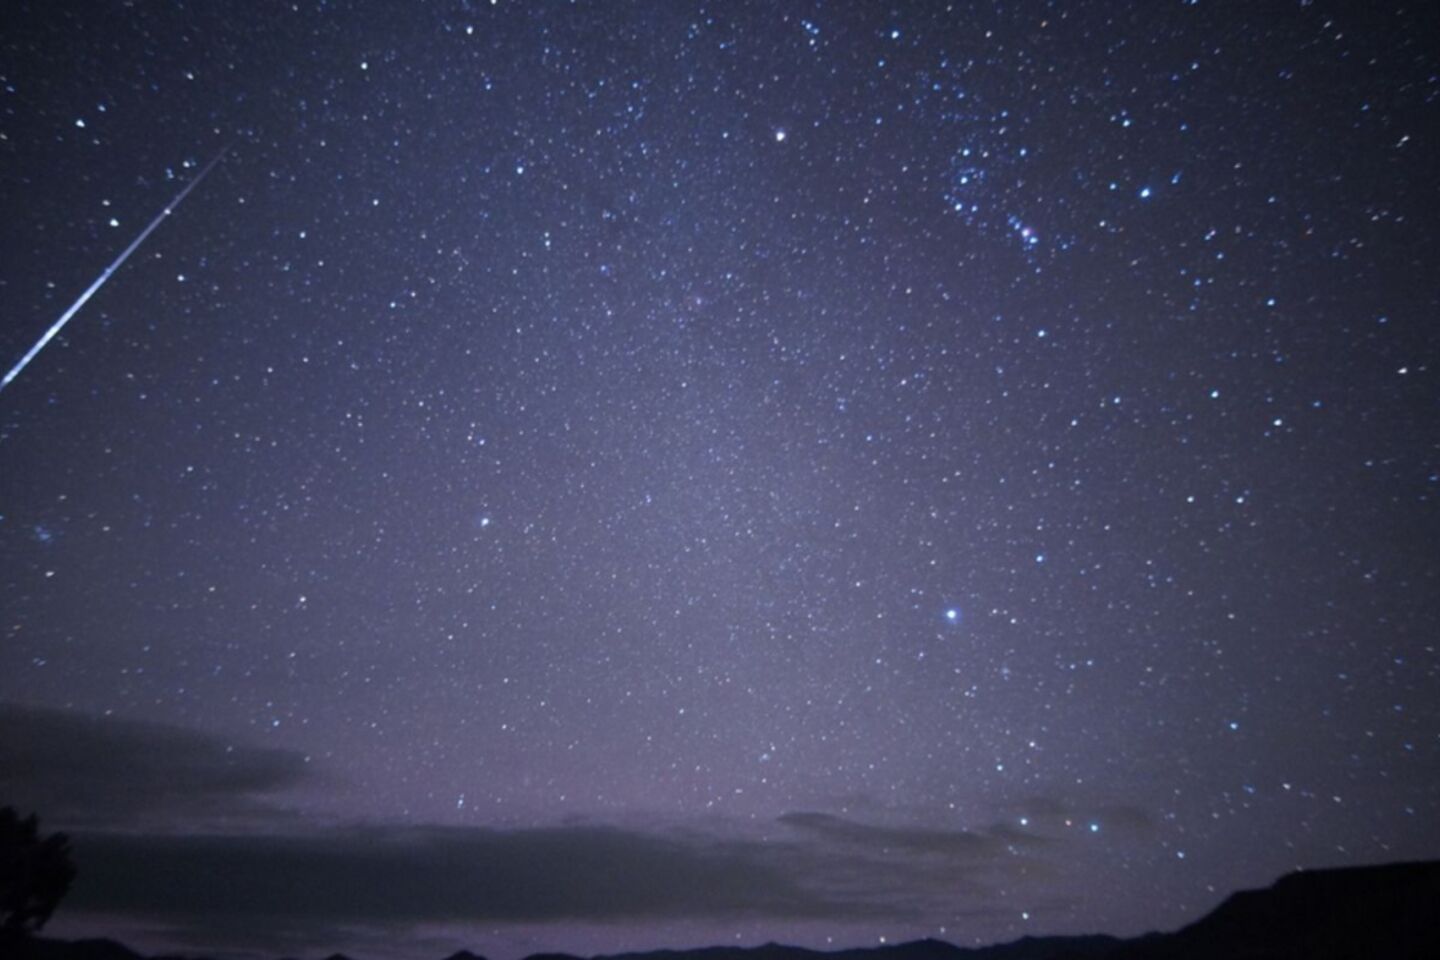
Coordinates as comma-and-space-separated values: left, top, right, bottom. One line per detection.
1, 3, 1436, 959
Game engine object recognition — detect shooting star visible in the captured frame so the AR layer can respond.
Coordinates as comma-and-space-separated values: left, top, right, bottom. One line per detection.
1, 146, 230, 395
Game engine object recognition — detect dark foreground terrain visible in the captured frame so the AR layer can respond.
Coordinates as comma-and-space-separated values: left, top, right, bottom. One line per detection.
10, 860, 1440, 960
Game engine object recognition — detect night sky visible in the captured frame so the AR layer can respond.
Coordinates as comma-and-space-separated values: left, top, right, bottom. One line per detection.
2, 2, 1437, 958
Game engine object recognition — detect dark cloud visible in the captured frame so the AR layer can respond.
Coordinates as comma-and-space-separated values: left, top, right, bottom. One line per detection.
772, 811, 1061, 919
66, 823, 847, 928
777, 811, 1010, 858
55, 810, 1081, 950
0, 702, 311, 828
3, 702, 1143, 953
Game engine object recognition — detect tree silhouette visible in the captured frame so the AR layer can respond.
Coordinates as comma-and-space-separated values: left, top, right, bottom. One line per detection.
0, 807, 77, 937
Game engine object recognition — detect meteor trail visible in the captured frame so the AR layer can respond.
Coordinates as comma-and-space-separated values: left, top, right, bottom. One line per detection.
1, 146, 230, 395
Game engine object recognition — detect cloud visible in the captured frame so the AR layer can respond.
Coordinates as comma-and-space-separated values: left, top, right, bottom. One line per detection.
777, 811, 1012, 858
44, 803, 1142, 960
3, 703, 1149, 955
0, 701, 311, 829
65, 823, 847, 927
55, 811, 1070, 947
772, 811, 1060, 919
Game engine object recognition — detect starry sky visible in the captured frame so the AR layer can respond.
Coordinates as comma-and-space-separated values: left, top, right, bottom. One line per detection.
2, 1, 1437, 958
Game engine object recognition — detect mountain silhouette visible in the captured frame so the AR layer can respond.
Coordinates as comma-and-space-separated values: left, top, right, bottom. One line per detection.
1103, 859, 1440, 960
8, 860, 1438, 960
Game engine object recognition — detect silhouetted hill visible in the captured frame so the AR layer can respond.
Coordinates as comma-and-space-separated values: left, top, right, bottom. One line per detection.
3, 938, 144, 960
1105, 859, 1440, 960
10, 860, 1439, 960
533, 933, 1123, 960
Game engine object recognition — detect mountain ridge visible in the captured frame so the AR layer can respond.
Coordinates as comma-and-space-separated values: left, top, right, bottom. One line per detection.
9, 860, 1439, 960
